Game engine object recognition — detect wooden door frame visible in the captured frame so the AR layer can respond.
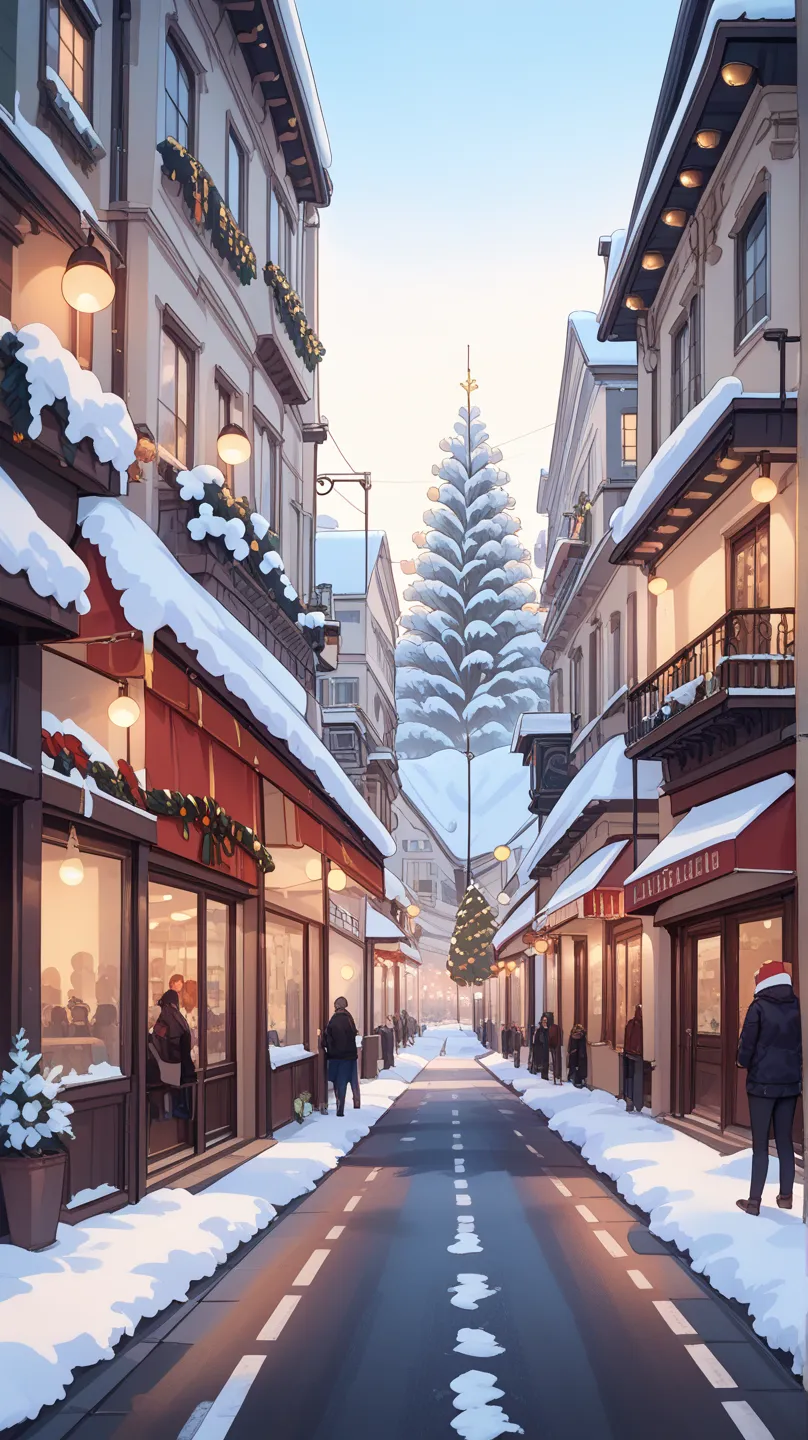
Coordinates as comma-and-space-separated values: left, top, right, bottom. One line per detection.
725, 508, 770, 609
573, 937, 588, 1027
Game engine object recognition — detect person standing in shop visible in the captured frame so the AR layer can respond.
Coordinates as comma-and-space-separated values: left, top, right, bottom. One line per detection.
623, 1004, 644, 1112
736, 960, 802, 1216
324, 996, 361, 1116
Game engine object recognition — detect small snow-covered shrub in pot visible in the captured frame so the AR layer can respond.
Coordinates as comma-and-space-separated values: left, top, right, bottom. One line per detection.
0, 1029, 74, 1250
293, 1091, 313, 1124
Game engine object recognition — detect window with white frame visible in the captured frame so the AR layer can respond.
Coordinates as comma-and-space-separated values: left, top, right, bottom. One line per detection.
332, 677, 359, 706
158, 327, 192, 465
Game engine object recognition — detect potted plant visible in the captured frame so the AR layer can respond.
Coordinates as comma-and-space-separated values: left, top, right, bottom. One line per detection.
293, 1091, 313, 1125
0, 1029, 74, 1250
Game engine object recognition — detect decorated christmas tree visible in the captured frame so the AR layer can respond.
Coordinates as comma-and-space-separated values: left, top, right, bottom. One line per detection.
0, 1030, 74, 1154
396, 364, 548, 758
448, 881, 497, 986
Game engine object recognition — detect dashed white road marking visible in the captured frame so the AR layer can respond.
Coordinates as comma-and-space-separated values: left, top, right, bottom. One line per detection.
344, 1195, 362, 1212
454, 1180, 468, 1190
575, 1205, 598, 1224
452, 1144, 464, 1151
627, 1269, 652, 1290
549, 1178, 571, 1197
193, 1354, 266, 1432
292, 1249, 331, 1287
365, 1170, 379, 1181
498, 1108, 510, 1113
456, 1194, 472, 1206
410, 1119, 418, 1124
653, 1300, 696, 1335
513, 1129, 523, 1137
256, 1297, 300, 1342
452, 1109, 459, 1116
685, 1344, 737, 1389
454, 1160, 465, 1172
525, 1144, 542, 1156
594, 1230, 627, 1258
722, 1401, 776, 1438
326, 1226, 344, 1240
400, 1136, 416, 1142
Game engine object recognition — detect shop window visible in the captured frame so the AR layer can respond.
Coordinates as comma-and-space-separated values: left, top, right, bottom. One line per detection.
587, 945, 603, 1040
262, 780, 325, 922
42, 648, 146, 775
328, 874, 366, 943
206, 900, 230, 1065
41, 839, 123, 1083
735, 197, 768, 347
545, 944, 558, 1017
266, 914, 304, 1047
738, 916, 785, 1024
46, 0, 91, 113
158, 326, 192, 466
697, 934, 721, 1037
165, 34, 193, 148
329, 929, 363, 1027
148, 884, 199, 1064
620, 411, 637, 466
614, 929, 642, 1047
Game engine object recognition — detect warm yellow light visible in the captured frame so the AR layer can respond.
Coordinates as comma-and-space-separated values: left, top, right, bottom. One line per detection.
59, 826, 84, 886
149, 920, 160, 931
648, 575, 668, 596
305, 856, 323, 881
412, 531, 427, 547
427, 486, 441, 502
695, 129, 722, 150
717, 452, 742, 471
641, 252, 665, 272
625, 295, 646, 312
506, 960, 517, 972
406, 903, 421, 918
751, 475, 777, 504
162, 893, 173, 902
61, 241, 115, 314
328, 866, 347, 892
493, 845, 511, 862
679, 169, 704, 189
216, 424, 252, 466
340, 964, 355, 981
108, 691, 141, 728
533, 939, 549, 954
662, 208, 687, 228
497, 891, 510, 906
171, 911, 192, 922
400, 559, 416, 575
721, 61, 754, 87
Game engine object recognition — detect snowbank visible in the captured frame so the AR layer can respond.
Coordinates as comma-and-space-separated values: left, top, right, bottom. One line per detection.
0, 465, 91, 615
0, 1067, 421, 1429
481, 1056, 806, 1374
398, 747, 534, 862
411, 1026, 487, 1060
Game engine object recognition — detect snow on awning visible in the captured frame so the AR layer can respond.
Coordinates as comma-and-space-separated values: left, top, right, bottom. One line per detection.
384, 868, 411, 907
539, 840, 630, 930
365, 903, 407, 943
625, 774, 795, 914
78, 498, 395, 858
494, 891, 536, 955
0, 464, 90, 615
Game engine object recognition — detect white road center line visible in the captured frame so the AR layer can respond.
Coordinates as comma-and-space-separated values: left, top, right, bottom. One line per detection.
193, 1355, 266, 1434
575, 1205, 598, 1223
722, 1401, 776, 1439
454, 1180, 468, 1190
256, 1296, 301, 1342
513, 1130, 523, 1137
549, 1178, 572, 1197
525, 1144, 541, 1156
498, 1108, 510, 1113
594, 1230, 627, 1258
456, 1194, 472, 1206
452, 1144, 464, 1151
627, 1269, 652, 1290
685, 1344, 737, 1389
653, 1300, 696, 1335
326, 1226, 344, 1240
365, 1170, 379, 1181
452, 1109, 459, 1116
292, 1249, 331, 1287
344, 1195, 362, 1212
400, 1136, 416, 1142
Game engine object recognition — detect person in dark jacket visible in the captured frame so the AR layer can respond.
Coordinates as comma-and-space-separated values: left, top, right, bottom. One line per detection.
736, 960, 802, 1215
622, 1004, 644, 1112
530, 1013, 551, 1078
511, 1024, 523, 1068
567, 1023, 588, 1088
149, 989, 196, 1117
324, 997, 360, 1116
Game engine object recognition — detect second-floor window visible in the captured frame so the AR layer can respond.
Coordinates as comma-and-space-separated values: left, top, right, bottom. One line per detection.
610, 612, 622, 694
165, 37, 193, 148
254, 422, 279, 530
332, 677, 359, 706
406, 860, 437, 906
671, 296, 701, 429
588, 627, 600, 722
226, 126, 245, 227
571, 648, 583, 725
47, 0, 91, 112
269, 189, 295, 281
158, 327, 191, 466
403, 838, 432, 853
620, 411, 637, 466
735, 197, 768, 347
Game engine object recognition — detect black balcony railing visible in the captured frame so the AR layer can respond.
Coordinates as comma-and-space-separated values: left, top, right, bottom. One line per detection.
627, 607, 795, 748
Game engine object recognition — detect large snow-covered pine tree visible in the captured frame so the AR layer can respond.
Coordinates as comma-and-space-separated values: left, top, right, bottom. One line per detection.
396, 396, 548, 757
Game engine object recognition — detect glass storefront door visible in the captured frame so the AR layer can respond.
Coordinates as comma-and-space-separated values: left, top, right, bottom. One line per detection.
693, 933, 722, 1119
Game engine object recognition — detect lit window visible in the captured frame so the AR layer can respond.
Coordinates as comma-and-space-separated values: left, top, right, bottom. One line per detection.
165, 37, 193, 149
47, 1, 90, 112
158, 328, 191, 465
620, 411, 637, 465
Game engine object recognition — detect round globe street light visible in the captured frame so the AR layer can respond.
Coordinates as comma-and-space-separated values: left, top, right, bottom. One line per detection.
216, 423, 252, 467
62, 237, 115, 313
493, 845, 511, 862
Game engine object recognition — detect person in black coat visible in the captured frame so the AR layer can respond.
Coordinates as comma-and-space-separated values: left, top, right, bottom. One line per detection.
736, 960, 802, 1215
149, 989, 197, 1118
324, 997, 360, 1116
567, 1023, 588, 1088
511, 1024, 523, 1068
530, 1013, 552, 1079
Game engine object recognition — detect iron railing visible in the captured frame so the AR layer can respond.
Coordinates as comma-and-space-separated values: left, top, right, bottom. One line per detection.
627, 607, 795, 748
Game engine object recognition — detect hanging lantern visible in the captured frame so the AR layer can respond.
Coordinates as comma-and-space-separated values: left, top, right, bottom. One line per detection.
59, 825, 85, 886
217, 424, 252, 466
62, 237, 115, 313
108, 681, 141, 729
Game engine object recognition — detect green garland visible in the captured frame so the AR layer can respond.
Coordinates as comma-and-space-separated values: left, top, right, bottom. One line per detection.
42, 728, 275, 874
264, 262, 325, 370
0, 332, 78, 467
157, 137, 257, 286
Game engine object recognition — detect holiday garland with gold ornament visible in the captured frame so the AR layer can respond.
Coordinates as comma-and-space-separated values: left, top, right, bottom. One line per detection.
264, 262, 325, 370
447, 881, 497, 986
157, 138, 257, 286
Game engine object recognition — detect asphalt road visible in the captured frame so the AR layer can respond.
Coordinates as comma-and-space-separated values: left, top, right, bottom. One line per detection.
23, 1056, 808, 1440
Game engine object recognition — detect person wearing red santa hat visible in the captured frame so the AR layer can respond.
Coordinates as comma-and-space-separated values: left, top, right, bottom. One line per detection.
736, 959, 802, 1216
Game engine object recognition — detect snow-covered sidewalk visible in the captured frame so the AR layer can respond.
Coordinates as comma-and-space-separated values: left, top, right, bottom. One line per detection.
481, 1053, 806, 1375
0, 1059, 427, 1431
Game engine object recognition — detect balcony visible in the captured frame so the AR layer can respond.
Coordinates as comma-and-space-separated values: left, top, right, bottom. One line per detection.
627, 608, 795, 770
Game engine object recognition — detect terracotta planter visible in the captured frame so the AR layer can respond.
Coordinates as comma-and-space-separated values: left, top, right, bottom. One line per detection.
0, 1149, 67, 1250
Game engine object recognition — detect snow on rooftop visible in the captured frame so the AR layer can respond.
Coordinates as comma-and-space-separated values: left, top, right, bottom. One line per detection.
0, 93, 96, 219
543, 839, 629, 917
398, 746, 535, 863
511, 711, 571, 750
569, 311, 636, 369
365, 903, 407, 942
78, 499, 394, 857
275, 0, 332, 170
0, 464, 90, 614
493, 891, 536, 953
315, 530, 385, 595
626, 774, 793, 885
2, 321, 137, 487
384, 868, 410, 906
611, 376, 743, 546
518, 736, 661, 882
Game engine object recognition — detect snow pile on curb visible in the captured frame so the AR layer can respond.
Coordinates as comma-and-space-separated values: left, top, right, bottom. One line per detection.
0, 1067, 422, 1429
481, 1054, 807, 1374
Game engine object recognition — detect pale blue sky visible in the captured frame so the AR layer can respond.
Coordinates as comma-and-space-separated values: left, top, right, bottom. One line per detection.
298, 0, 681, 585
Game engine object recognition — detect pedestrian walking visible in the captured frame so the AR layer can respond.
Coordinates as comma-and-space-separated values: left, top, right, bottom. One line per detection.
324, 997, 360, 1116
511, 1024, 523, 1068
530, 1012, 551, 1078
567, 1023, 588, 1088
393, 1011, 403, 1050
735, 960, 802, 1216
548, 1014, 563, 1084
622, 1004, 644, 1112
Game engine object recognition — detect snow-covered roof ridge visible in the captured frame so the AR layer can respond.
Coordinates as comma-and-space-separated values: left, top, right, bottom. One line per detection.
1, 320, 137, 487
0, 93, 97, 219
0, 464, 90, 614
78, 499, 394, 857
275, 0, 332, 170
517, 735, 662, 882
569, 311, 636, 369
611, 376, 743, 546
315, 531, 386, 595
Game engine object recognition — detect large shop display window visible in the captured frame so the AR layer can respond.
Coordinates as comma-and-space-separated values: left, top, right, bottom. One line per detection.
328, 872, 368, 1026
266, 916, 305, 1046
263, 780, 325, 923
587, 943, 604, 1041
43, 648, 145, 773
615, 929, 642, 1048
148, 885, 200, 1064
738, 916, 785, 1021
41, 839, 124, 1084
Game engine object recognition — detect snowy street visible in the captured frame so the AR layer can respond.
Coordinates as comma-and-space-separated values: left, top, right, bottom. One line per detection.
17, 1045, 807, 1440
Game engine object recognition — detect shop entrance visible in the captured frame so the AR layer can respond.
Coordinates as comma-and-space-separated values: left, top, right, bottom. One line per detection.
689, 930, 722, 1121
